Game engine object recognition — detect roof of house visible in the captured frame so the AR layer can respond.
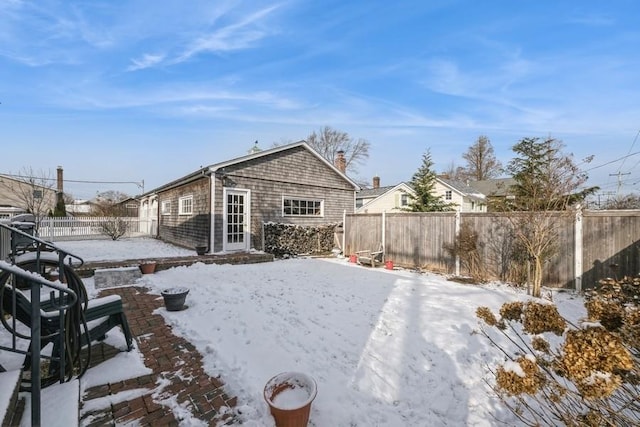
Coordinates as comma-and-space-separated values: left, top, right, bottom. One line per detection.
357, 182, 415, 210
141, 141, 360, 196
437, 178, 486, 202
467, 178, 516, 196
356, 185, 398, 199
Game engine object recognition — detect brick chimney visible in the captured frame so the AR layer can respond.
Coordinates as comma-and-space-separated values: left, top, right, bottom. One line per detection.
372, 176, 380, 189
57, 166, 63, 192
335, 150, 346, 173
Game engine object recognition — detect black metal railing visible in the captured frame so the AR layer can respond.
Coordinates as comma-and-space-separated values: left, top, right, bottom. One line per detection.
0, 262, 78, 427
0, 222, 85, 426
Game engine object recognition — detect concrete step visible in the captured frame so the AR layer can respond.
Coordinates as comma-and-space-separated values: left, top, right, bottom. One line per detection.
1, 370, 79, 427
19, 379, 79, 427
94, 266, 142, 289
0, 369, 22, 426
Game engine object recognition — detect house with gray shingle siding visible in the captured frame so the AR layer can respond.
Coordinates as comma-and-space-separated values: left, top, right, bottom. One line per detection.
138, 142, 359, 253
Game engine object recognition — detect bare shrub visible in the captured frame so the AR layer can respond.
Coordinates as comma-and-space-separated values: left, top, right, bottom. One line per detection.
99, 217, 130, 241
93, 197, 131, 241
476, 278, 639, 426
445, 222, 488, 282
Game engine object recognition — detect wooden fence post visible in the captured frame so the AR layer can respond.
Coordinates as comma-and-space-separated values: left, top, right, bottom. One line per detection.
342, 210, 346, 254
574, 204, 583, 292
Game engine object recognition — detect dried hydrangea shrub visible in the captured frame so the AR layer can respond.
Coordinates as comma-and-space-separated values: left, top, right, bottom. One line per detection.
499, 301, 524, 322
496, 356, 544, 395
561, 327, 633, 398
523, 302, 566, 335
531, 336, 550, 354
585, 299, 624, 331
476, 306, 499, 327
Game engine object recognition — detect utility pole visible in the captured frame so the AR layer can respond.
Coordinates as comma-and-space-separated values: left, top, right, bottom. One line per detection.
609, 172, 631, 195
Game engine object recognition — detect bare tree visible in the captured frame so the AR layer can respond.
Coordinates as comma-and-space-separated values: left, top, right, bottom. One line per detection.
440, 161, 465, 181
306, 126, 370, 175
499, 137, 594, 297
93, 190, 130, 205
459, 136, 503, 181
604, 193, 640, 209
92, 191, 132, 240
0, 167, 56, 232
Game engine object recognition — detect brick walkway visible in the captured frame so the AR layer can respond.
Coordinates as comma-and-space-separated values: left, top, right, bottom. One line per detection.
80, 286, 238, 426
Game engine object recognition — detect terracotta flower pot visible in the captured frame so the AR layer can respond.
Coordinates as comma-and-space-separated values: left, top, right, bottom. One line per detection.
161, 287, 189, 311
264, 372, 317, 427
385, 260, 394, 270
139, 262, 157, 274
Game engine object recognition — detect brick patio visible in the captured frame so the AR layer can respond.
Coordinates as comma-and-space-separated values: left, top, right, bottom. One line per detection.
80, 286, 238, 426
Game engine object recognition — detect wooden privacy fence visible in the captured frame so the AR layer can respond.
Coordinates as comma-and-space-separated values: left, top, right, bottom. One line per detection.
344, 209, 640, 290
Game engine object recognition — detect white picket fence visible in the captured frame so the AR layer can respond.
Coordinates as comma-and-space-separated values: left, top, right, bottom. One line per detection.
37, 217, 157, 241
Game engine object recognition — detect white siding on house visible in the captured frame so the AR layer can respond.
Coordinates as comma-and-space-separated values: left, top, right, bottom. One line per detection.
433, 180, 487, 212
356, 184, 413, 213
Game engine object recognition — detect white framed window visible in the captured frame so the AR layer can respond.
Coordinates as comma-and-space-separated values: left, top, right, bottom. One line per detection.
444, 190, 452, 200
400, 194, 410, 206
179, 195, 193, 215
283, 197, 323, 217
161, 200, 171, 215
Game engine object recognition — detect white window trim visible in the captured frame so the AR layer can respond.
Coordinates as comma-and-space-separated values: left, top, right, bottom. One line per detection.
444, 190, 453, 200
178, 195, 193, 216
282, 196, 324, 217
161, 200, 171, 215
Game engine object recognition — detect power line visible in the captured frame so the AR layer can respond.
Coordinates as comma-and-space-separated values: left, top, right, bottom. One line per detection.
0, 173, 143, 188
618, 130, 640, 173
585, 150, 640, 172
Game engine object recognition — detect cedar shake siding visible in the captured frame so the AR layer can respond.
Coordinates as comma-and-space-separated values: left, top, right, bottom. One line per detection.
145, 142, 357, 253
212, 146, 354, 252
158, 177, 210, 250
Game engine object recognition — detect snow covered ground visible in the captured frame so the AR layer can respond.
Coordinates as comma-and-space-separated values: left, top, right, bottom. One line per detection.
3, 238, 587, 426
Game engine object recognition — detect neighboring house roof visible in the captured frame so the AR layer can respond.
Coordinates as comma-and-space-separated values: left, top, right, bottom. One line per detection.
437, 178, 486, 203
356, 182, 415, 213
356, 185, 397, 200
468, 178, 516, 197
140, 141, 360, 196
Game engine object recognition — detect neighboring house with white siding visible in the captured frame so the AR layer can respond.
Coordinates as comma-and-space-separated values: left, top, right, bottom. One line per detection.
434, 178, 488, 212
356, 176, 487, 213
356, 179, 415, 213
138, 141, 359, 253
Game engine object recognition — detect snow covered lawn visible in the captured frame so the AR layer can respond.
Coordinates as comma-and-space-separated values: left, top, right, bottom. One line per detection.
29, 239, 587, 425
136, 258, 526, 426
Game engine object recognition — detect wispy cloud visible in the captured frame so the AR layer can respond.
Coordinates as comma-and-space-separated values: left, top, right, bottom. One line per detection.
567, 13, 615, 27
176, 4, 282, 62
127, 53, 166, 71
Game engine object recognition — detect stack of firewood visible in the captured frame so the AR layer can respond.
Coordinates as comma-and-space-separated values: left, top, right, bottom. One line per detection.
263, 222, 339, 257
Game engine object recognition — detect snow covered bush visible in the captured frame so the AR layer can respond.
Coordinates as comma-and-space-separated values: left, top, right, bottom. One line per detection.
477, 278, 639, 426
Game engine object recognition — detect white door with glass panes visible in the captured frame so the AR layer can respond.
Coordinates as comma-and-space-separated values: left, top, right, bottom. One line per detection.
223, 189, 250, 252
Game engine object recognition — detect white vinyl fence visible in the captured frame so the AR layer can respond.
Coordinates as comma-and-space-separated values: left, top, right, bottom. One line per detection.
37, 217, 156, 241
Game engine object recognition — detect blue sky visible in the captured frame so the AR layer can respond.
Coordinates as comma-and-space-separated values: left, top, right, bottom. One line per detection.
1, 0, 639, 201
